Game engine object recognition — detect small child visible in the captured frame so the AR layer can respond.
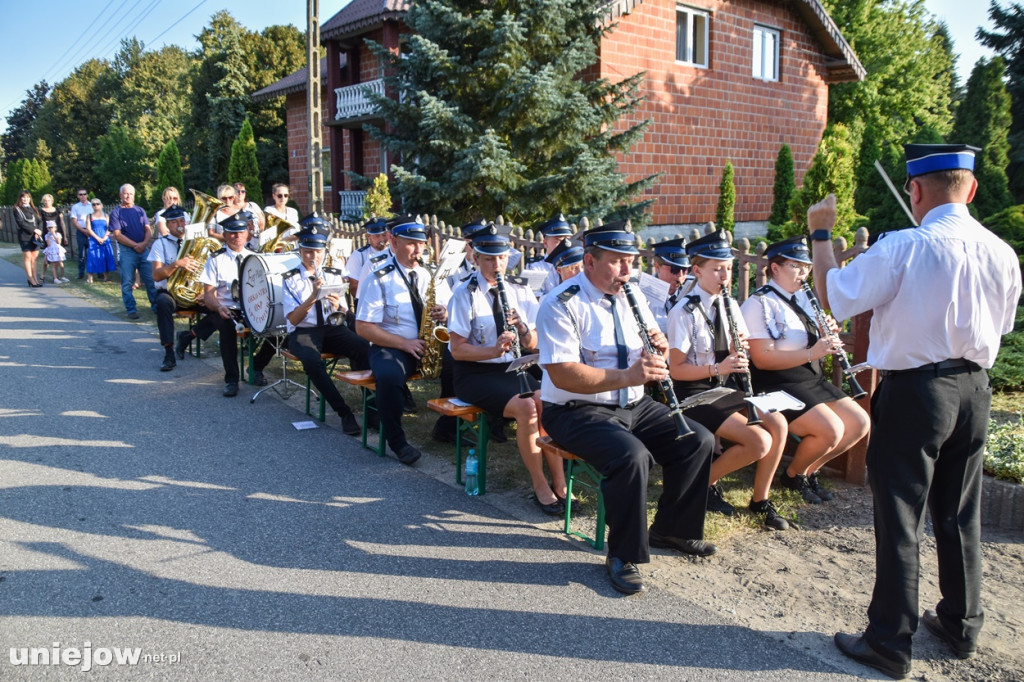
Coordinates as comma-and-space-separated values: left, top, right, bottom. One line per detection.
42, 224, 69, 284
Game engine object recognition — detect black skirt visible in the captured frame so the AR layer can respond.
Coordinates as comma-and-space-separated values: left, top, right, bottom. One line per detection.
19, 240, 39, 253
454, 359, 540, 416
672, 379, 749, 433
751, 362, 847, 420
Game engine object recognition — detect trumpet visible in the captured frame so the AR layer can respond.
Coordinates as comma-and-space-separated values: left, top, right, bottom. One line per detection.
621, 282, 694, 440
494, 272, 534, 399
720, 284, 762, 425
800, 282, 868, 399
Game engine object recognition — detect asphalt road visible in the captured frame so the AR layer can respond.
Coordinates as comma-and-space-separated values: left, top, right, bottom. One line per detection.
0, 255, 866, 680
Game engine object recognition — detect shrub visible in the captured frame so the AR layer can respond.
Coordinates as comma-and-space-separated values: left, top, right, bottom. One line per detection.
985, 415, 1024, 483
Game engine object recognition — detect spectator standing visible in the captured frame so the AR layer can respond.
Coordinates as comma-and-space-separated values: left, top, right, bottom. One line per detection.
39, 194, 69, 284
85, 198, 116, 284
69, 188, 92, 279
153, 186, 183, 238
108, 184, 157, 319
14, 190, 43, 287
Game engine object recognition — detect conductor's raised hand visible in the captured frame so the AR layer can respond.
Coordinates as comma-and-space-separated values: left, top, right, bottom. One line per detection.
807, 193, 837, 233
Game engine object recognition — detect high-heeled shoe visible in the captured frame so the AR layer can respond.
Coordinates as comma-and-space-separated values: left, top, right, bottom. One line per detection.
28, 279, 42, 288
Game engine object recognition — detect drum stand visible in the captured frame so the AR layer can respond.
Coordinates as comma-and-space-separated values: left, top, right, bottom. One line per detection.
250, 333, 306, 404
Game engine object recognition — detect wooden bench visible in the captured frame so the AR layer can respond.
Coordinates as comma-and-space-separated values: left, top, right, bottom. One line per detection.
174, 310, 201, 358
336, 371, 423, 457
427, 398, 491, 495
537, 436, 606, 550
280, 350, 343, 422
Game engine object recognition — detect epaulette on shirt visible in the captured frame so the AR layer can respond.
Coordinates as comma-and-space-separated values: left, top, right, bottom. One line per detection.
357, 244, 372, 252
283, 268, 302, 279
324, 266, 342, 276
212, 247, 227, 256
683, 295, 701, 312
556, 284, 580, 303
751, 285, 773, 298
526, 255, 545, 265
459, 272, 475, 283
374, 263, 396, 278
869, 226, 913, 246
506, 275, 528, 287
369, 251, 389, 264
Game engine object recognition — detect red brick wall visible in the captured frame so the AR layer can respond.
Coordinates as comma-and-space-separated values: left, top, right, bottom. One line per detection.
286, 83, 335, 214
602, 0, 830, 225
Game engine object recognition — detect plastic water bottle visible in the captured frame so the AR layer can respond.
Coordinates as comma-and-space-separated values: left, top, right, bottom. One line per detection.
464, 448, 479, 496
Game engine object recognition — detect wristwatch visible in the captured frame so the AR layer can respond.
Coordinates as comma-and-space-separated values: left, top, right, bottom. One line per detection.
810, 230, 832, 242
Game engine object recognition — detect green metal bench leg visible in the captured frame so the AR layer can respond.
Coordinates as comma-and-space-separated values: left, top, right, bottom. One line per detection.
455, 413, 490, 494
359, 386, 385, 457
564, 458, 606, 550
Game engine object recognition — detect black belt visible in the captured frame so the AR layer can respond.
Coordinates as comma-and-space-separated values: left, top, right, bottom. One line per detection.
879, 359, 981, 378
543, 398, 644, 410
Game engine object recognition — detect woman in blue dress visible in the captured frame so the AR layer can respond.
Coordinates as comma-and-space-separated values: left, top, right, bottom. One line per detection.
85, 199, 116, 283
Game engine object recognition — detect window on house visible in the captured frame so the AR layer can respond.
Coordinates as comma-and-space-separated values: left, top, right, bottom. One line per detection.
676, 5, 709, 67
752, 25, 780, 81
322, 148, 332, 189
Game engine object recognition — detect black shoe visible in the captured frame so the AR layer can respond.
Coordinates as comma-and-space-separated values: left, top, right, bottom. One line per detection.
160, 351, 176, 372
648, 529, 717, 557
223, 382, 239, 397
749, 498, 789, 531
127, 311, 140, 320
833, 632, 910, 679
341, 412, 361, 437
489, 416, 508, 443
396, 444, 421, 465
780, 471, 823, 504
922, 609, 976, 659
531, 494, 563, 517
555, 494, 579, 514
252, 370, 268, 386
706, 484, 736, 516
175, 330, 192, 360
605, 556, 646, 595
77, 274, 84, 280
808, 472, 835, 501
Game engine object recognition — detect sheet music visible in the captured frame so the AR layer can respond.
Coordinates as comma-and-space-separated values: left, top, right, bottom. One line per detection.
677, 387, 736, 410
434, 238, 467, 281
746, 391, 805, 413
637, 272, 670, 309
507, 249, 522, 272
506, 353, 539, 373
515, 269, 548, 296
184, 223, 207, 240
330, 238, 353, 262
317, 283, 349, 300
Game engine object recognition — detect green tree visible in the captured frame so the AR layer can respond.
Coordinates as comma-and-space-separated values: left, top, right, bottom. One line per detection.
853, 124, 911, 235
1, 81, 49, 167
824, 0, 955, 145
952, 56, 1013, 219
364, 0, 656, 227
228, 118, 262, 206
153, 140, 185, 208
787, 124, 861, 243
977, 2, 1024, 202
769, 145, 795, 227
94, 125, 150, 209
363, 173, 395, 220
3, 158, 51, 205
715, 160, 736, 233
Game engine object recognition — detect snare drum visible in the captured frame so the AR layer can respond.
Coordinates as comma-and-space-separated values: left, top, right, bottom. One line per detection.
239, 253, 301, 335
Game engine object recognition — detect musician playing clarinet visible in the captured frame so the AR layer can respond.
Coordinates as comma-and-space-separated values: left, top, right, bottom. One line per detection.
666, 231, 789, 530
448, 224, 567, 516
536, 221, 715, 595
739, 236, 869, 505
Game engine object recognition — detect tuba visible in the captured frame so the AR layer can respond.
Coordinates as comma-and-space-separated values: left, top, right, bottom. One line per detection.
167, 189, 223, 307
260, 212, 297, 254
417, 269, 448, 379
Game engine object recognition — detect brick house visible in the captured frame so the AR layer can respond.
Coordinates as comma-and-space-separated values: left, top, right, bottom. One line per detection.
252, 0, 863, 233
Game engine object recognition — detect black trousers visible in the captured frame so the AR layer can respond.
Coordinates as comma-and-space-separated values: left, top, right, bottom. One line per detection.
289, 325, 370, 416
542, 397, 714, 564
863, 366, 989, 664
209, 315, 277, 384
368, 345, 419, 453
154, 290, 204, 347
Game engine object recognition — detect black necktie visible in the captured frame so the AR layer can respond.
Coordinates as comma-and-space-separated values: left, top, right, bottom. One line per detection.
711, 297, 729, 361
490, 289, 506, 335
235, 255, 243, 273
605, 295, 629, 407
408, 270, 424, 324
311, 276, 324, 326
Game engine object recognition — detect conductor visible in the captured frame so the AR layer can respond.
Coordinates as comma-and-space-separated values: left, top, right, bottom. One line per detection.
536, 221, 716, 595
811, 144, 1021, 679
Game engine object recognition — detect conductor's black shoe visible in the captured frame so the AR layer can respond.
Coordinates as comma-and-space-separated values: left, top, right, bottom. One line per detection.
223, 382, 239, 397
749, 498, 789, 531
780, 471, 823, 504
922, 609, 976, 659
175, 330, 192, 360
341, 412, 361, 437
808, 472, 835, 501
252, 370, 268, 386
396, 444, 421, 465
833, 632, 910, 680
160, 351, 176, 372
605, 556, 646, 595
706, 484, 736, 516
648, 530, 718, 557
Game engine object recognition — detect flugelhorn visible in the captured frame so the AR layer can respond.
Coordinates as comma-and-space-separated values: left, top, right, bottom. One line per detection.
801, 282, 868, 399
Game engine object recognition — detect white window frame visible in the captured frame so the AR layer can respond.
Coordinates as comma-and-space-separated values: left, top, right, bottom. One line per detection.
752, 24, 780, 81
676, 5, 709, 68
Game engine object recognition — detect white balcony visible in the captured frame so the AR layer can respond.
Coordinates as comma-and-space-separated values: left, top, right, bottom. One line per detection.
334, 79, 385, 121
338, 191, 367, 219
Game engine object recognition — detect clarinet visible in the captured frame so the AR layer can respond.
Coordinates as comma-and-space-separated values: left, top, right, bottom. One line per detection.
494, 272, 535, 399
621, 282, 694, 440
800, 282, 868, 399
719, 284, 763, 425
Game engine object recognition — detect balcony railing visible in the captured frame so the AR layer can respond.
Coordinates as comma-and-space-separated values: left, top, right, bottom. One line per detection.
334, 79, 385, 121
338, 191, 367, 220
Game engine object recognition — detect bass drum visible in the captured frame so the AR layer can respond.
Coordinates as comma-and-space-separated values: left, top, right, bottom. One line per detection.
239, 252, 301, 335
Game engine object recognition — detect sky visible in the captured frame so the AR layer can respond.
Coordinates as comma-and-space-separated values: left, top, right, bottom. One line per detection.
0, 0, 1004, 131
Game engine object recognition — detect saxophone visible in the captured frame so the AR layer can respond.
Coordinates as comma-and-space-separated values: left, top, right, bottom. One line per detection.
167, 189, 223, 307
417, 268, 448, 379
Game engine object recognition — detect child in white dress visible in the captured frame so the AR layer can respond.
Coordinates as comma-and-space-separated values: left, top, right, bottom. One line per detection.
42, 224, 69, 283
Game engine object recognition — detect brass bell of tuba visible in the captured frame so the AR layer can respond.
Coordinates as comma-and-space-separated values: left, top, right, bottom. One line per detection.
167, 189, 224, 307
260, 212, 297, 254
